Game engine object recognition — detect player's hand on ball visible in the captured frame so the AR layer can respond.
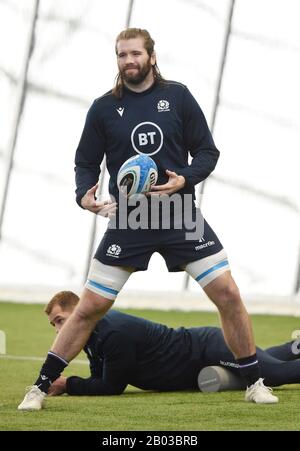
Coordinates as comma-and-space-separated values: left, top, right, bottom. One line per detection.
48, 376, 67, 396
148, 170, 185, 195
81, 183, 117, 216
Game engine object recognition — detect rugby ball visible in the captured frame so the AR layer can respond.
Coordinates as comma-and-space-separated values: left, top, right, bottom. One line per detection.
117, 154, 158, 197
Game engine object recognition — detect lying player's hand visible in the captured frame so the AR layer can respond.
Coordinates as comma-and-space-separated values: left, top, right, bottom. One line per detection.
81, 183, 117, 216
48, 376, 67, 396
147, 170, 185, 195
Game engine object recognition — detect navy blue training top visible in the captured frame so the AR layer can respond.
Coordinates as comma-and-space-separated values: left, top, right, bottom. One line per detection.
66, 310, 216, 395
74, 80, 219, 207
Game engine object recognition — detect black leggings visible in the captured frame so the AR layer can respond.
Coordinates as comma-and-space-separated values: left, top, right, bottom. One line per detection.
201, 328, 300, 387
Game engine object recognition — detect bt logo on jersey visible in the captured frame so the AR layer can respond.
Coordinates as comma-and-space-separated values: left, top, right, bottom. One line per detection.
138, 131, 156, 146
131, 121, 163, 156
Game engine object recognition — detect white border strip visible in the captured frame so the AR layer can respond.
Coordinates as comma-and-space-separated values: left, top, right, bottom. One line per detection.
0, 354, 88, 365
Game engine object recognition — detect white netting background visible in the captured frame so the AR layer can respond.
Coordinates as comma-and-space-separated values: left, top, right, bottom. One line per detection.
0, 0, 299, 311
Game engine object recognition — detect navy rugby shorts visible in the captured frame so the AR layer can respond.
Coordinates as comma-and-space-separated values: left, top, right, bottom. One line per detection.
94, 219, 223, 272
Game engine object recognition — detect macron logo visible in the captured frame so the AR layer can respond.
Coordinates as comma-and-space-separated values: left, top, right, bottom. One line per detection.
116, 107, 125, 117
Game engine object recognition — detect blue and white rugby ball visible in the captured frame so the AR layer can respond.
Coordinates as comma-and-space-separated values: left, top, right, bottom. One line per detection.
117, 154, 158, 197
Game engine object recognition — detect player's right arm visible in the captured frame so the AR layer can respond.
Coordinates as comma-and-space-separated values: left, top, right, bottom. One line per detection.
75, 102, 115, 216
80, 183, 117, 216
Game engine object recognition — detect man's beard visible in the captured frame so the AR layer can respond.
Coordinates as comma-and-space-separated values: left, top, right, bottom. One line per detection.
120, 58, 153, 85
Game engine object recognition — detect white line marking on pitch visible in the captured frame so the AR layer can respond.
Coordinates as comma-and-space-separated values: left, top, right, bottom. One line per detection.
0, 354, 88, 365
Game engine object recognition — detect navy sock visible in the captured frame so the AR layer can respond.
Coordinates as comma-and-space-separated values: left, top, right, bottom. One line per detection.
35, 352, 68, 394
236, 353, 260, 387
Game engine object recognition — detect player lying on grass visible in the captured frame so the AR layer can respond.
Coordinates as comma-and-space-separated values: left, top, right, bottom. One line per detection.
44, 291, 300, 397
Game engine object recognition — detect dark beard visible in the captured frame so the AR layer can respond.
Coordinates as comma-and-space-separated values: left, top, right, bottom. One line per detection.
121, 59, 153, 85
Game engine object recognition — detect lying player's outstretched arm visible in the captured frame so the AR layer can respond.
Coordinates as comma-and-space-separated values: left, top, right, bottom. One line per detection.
50, 332, 136, 396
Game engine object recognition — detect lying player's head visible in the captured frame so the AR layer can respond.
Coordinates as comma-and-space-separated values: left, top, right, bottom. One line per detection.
45, 291, 79, 333
113, 28, 164, 97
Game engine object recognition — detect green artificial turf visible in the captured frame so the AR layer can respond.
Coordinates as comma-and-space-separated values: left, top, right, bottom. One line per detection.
0, 302, 299, 431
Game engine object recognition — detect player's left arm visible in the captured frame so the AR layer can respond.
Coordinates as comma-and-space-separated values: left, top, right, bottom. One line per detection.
148, 87, 219, 195
176, 87, 220, 188
147, 169, 186, 195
